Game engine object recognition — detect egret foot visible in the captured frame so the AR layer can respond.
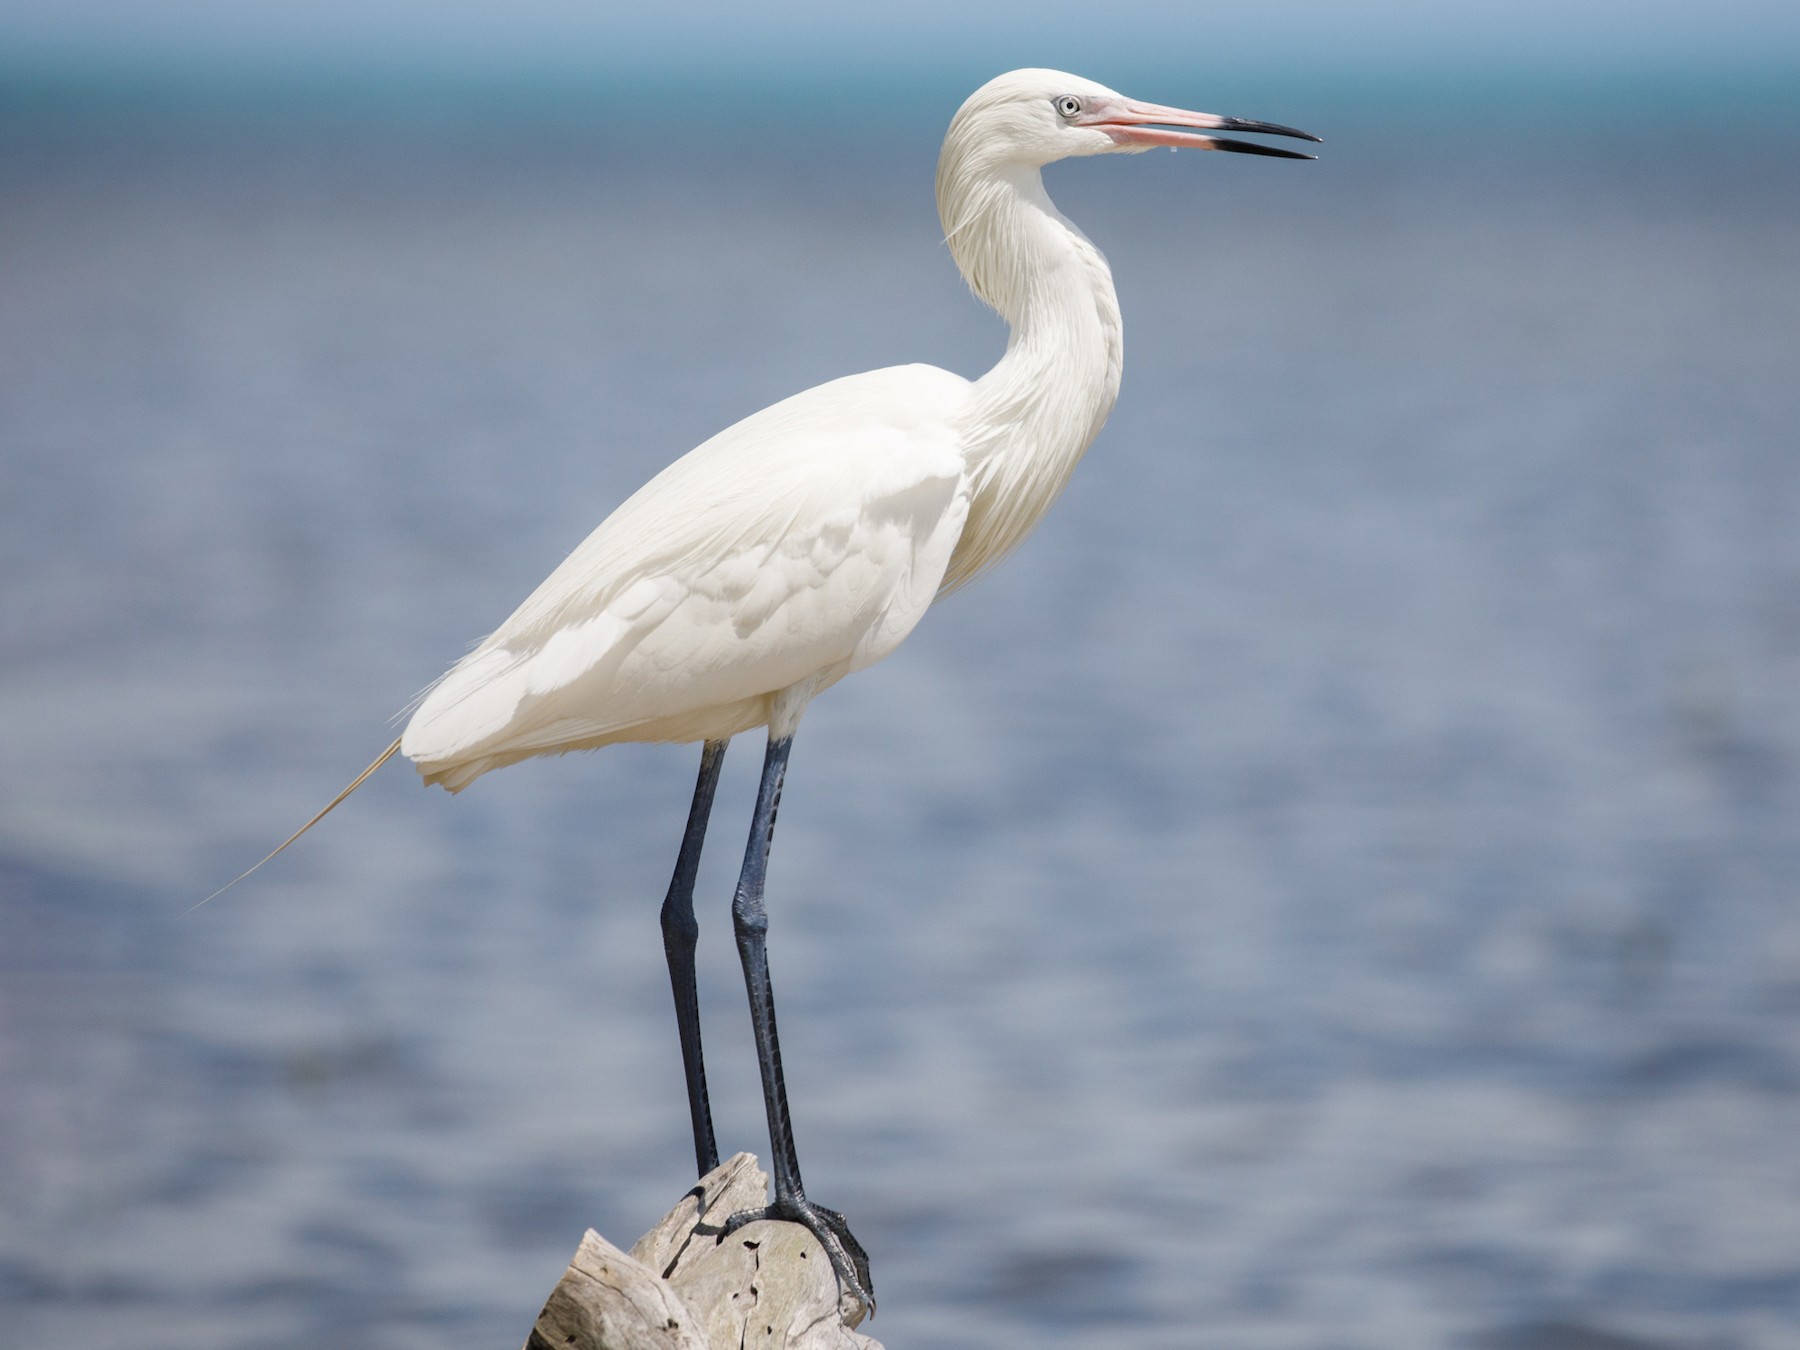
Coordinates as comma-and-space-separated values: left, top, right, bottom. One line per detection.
722, 1195, 874, 1317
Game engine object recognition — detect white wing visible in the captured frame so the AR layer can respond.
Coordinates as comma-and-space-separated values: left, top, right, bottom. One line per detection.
402, 364, 972, 789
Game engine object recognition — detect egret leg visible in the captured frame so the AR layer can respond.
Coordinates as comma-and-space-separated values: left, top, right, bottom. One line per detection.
661, 739, 728, 1178
722, 731, 874, 1313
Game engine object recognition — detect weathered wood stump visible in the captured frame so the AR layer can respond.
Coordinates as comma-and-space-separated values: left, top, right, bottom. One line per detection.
522, 1153, 881, 1350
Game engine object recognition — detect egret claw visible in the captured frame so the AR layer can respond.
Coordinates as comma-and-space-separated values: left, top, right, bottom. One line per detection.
721, 1197, 875, 1317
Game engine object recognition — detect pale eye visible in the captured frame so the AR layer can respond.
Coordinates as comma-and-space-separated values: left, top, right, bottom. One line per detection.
1054, 95, 1083, 119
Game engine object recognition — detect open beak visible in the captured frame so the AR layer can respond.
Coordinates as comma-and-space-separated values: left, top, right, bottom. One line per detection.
1097, 100, 1321, 159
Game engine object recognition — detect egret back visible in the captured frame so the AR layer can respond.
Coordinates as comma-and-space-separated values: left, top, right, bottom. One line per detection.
401, 365, 972, 789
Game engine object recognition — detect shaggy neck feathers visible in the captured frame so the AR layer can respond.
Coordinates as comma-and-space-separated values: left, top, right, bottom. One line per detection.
935, 131, 1124, 594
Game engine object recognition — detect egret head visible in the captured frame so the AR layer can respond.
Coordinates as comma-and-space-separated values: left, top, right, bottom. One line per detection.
936, 70, 1319, 321
945, 68, 1320, 170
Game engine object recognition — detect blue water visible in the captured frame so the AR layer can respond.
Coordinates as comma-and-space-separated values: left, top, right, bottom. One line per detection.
3, 108, 1800, 1349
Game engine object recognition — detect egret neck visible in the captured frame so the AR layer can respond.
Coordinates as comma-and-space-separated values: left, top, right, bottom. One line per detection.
937, 156, 1125, 594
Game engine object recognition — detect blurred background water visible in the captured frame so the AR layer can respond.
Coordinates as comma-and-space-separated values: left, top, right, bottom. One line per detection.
3, 4, 1800, 1348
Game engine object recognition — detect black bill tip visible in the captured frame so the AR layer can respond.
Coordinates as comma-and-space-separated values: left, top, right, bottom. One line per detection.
1217, 117, 1324, 144
1211, 137, 1319, 160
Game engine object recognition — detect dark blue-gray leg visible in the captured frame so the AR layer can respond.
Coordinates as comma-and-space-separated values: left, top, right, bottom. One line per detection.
661, 738, 727, 1178
724, 731, 874, 1311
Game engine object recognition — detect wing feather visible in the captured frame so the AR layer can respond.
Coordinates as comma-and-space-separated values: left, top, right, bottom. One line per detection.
402, 364, 971, 782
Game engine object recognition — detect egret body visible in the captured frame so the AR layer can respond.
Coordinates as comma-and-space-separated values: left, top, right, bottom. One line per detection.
260, 69, 1317, 1315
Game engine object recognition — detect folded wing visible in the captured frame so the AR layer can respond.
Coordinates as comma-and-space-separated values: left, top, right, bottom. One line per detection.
402, 364, 972, 789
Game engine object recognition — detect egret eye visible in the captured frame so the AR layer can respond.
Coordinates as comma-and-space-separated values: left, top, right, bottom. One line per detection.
1054, 95, 1083, 119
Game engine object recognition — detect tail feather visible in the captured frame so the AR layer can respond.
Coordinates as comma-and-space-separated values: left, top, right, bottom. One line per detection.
191, 736, 404, 911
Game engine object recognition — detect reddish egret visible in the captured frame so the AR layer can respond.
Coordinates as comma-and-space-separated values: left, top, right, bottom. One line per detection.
237, 69, 1317, 1312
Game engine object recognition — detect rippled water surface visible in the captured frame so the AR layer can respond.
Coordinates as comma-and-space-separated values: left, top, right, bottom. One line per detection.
4, 112, 1800, 1349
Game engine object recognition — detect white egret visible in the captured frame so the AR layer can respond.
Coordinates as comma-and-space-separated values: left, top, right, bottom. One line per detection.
233, 69, 1318, 1312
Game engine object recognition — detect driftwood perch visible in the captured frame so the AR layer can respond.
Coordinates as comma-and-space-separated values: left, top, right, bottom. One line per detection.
522, 1153, 881, 1350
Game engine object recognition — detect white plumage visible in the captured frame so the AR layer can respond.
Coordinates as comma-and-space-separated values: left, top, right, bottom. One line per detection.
389, 71, 1318, 794
399, 66, 1315, 791
402, 364, 970, 787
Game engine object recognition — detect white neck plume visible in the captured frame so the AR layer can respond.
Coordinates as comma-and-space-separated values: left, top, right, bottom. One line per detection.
935, 136, 1125, 594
